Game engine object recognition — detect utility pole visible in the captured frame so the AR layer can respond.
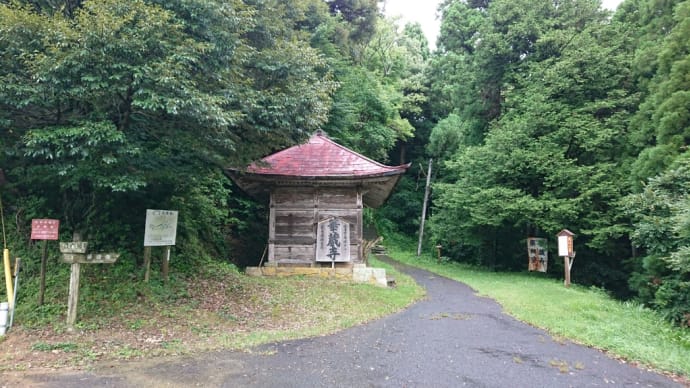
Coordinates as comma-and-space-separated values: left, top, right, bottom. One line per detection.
417, 159, 433, 256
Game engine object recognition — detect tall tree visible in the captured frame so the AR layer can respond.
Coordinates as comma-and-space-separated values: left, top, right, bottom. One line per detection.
627, 0, 690, 187
429, 0, 639, 294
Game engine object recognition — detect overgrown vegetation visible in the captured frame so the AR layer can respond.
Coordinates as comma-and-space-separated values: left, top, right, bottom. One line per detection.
383, 233, 690, 377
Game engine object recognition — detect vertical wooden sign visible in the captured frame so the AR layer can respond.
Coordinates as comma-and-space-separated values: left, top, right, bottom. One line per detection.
316, 217, 350, 262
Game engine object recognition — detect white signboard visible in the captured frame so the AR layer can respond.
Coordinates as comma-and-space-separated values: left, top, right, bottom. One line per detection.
316, 217, 351, 262
144, 209, 178, 246
558, 235, 570, 257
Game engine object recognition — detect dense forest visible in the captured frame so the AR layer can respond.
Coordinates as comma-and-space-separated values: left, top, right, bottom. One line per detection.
0, 0, 688, 327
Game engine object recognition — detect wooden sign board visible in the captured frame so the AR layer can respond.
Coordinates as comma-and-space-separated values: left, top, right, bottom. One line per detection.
558, 235, 574, 257
144, 210, 178, 246
59, 242, 88, 254
316, 217, 351, 262
527, 237, 548, 272
31, 219, 60, 240
61, 253, 119, 264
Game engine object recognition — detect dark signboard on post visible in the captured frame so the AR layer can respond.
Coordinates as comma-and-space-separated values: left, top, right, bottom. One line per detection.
31, 219, 60, 240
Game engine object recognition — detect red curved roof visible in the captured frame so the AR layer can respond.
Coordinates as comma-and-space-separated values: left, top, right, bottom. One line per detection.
246, 132, 408, 177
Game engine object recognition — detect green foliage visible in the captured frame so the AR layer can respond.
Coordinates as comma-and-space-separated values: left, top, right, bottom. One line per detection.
324, 67, 411, 160
325, 0, 378, 48
429, 1, 636, 287
321, 13, 426, 161
624, 155, 690, 326
0, 0, 337, 264
31, 342, 78, 352
628, 0, 690, 187
376, 176, 424, 235
23, 121, 144, 192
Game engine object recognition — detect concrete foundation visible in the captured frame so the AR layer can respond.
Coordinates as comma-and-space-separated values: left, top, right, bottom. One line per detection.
245, 263, 388, 287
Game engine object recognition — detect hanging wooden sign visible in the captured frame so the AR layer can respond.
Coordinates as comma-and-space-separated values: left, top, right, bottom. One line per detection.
316, 217, 351, 262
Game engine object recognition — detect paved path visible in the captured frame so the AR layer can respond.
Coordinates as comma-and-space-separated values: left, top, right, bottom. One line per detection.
13, 256, 682, 387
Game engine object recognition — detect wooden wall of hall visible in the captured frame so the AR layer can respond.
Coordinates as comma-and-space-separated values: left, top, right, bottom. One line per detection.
268, 186, 363, 266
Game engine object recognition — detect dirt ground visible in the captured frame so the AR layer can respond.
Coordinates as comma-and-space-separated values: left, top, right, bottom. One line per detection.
0, 275, 291, 373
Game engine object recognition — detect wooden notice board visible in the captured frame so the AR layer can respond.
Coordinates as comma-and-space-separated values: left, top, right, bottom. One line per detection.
31, 219, 60, 240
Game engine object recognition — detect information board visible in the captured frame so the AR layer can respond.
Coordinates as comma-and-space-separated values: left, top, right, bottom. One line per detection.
558, 235, 573, 257
31, 219, 60, 240
527, 237, 548, 272
316, 217, 351, 262
144, 209, 178, 246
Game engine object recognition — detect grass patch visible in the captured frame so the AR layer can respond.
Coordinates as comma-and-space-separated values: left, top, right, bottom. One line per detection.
31, 342, 78, 353
215, 256, 424, 350
385, 238, 690, 377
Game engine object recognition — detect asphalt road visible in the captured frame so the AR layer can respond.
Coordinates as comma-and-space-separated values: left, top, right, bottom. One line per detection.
12, 256, 682, 387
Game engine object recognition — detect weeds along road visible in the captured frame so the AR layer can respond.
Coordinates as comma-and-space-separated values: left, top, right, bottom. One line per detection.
10, 255, 683, 388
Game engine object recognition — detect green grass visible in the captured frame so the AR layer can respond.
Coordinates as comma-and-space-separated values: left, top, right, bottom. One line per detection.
31, 342, 78, 353
216, 256, 425, 350
386, 240, 690, 377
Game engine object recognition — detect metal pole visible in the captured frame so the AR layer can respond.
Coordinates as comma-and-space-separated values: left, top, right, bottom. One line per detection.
3, 249, 12, 310
417, 159, 433, 256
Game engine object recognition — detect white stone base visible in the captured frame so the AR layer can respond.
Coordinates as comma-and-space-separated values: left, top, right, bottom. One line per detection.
352, 264, 388, 287
245, 264, 390, 288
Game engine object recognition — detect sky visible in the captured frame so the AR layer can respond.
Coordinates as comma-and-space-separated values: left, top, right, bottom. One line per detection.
383, 0, 625, 49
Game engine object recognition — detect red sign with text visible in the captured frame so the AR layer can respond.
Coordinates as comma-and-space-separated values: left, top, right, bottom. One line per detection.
31, 219, 60, 240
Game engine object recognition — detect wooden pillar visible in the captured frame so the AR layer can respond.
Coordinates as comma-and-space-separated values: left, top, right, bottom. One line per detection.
357, 188, 363, 263
161, 246, 170, 282
268, 191, 275, 263
38, 241, 47, 305
564, 256, 572, 287
66, 262, 80, 328
143, 246, 151, 282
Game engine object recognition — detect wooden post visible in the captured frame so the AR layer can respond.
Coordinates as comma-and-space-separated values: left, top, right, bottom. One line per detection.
39, 240, 47, 305
66, 262, 80, 328
143, 246, 152, 282
417, 159, 433, 257
563, 254, 575, 287
563, 256, 571, 287
66, 234, 82, 329
161, 246, 170, 282
436, 245, 442, 264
